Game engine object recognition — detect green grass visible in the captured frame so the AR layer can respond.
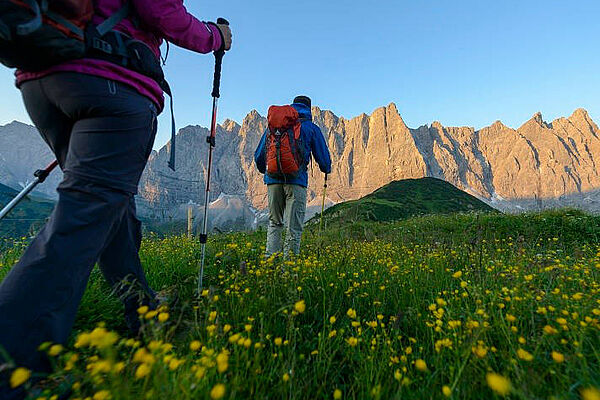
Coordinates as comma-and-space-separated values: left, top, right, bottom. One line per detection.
0, 182, 54, 238
313, 178, 497, 227
0, 210, 599, 399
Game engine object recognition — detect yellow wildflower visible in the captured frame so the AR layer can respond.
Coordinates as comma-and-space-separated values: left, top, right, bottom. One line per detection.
472, 345, 488, 358
217, 352, 229, 373
581, 388, 600, 400
158, 313, 169, 323
517, 348, 533, 362
168, 358, 184, 371
137, 306, 149, 315
552, 351, 565, 363
486, 373, 511, 396
394, 370, 402, 381
543, 325, 558, 335
145, 310, 158, 320
75, 333, 91, 348
135, 364, 151, 380
133, 348, 155, 365
48, 344, 63, 356
195, 367, 207, 380
294, 300, 306, 313
10, 368, 30, 388
93, 391, 111, 400
210, 384, 226, 400
89, 327, 118, 349
190, 341, 201, 351
442, 386, 452, 397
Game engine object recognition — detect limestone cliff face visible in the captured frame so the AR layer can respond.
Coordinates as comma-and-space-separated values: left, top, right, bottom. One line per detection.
2, 104, 599, 217
138, 105, 600, 215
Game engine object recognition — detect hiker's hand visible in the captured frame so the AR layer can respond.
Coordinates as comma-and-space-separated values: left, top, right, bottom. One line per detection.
217, 23, 232, 51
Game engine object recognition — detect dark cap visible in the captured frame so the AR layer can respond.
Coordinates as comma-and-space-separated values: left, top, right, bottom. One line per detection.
293, 95, 311, 108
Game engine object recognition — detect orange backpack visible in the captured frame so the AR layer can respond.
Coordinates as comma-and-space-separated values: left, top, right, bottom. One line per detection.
266, 105, 306, 180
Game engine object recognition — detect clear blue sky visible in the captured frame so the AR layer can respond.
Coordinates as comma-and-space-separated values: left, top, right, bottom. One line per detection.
0, 0, 598, 150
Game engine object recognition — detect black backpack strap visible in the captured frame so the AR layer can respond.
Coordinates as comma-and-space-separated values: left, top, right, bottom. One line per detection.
87, 1, 131, 63
96, 1, 131, 36
16, 0, 42, 35
45, 9, 84, 38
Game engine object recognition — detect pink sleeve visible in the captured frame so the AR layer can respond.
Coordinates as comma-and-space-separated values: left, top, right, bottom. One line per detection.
132, 0, 222, 53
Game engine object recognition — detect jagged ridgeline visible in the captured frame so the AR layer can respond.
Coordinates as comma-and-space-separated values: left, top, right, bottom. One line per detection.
312, 178, 496, 226
139, 104, 600, 218
0, 182, 54, 238
2, 104, 600, 224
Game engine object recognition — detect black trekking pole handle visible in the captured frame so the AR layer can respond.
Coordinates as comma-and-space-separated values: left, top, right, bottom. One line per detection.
212, 18, 229, 99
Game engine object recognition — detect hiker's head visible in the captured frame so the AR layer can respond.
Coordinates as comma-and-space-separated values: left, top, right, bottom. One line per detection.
293, 96, 311, 108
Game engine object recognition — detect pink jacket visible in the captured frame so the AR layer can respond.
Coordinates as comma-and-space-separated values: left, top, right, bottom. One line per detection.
16, 0, 223, 111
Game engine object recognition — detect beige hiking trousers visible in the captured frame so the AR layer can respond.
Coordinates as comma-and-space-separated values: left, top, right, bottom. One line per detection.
266, 184, 307, 257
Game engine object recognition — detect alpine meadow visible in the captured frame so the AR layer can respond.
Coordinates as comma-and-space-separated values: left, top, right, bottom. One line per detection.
1, 209, 599, 399
1, 0, 600, 399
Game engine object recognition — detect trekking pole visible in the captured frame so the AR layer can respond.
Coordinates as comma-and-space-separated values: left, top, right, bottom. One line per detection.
0, 160, 58, 221
319, 173, 328, 234
198, 18, 229, 294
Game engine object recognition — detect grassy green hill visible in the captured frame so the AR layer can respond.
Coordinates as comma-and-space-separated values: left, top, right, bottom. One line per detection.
0, 182, 54, 238
313, 177, 497, 226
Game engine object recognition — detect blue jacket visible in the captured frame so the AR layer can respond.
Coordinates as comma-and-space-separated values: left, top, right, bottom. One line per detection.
254, 103, 332, 187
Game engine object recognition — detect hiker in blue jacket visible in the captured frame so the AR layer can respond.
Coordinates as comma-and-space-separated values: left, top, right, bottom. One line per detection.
254, 96, 332, 256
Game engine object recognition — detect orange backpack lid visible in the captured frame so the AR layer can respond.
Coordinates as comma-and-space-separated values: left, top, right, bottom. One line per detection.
268, 105, 299, 132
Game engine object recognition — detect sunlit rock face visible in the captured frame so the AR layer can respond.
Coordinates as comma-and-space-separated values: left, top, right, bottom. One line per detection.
3, 105, 600, 229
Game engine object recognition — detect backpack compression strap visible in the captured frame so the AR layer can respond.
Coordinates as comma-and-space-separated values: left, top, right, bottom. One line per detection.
15, 0, 42, 35
96, 2, 131, 36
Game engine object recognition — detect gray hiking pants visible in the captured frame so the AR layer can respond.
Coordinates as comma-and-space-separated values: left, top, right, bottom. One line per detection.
266, 184, 307, 256
0, 73, 157, 380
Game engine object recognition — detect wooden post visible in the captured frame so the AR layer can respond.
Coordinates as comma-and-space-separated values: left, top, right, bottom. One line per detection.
187, 204, 193, 238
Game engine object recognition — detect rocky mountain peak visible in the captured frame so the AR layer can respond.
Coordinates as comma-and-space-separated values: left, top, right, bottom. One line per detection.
245, 110, 262, 122
532, 111, 544, 124
430, 121, 444, 130
519, 111, 550, 130
221, 119, 241, 133
386, 102, 399, 113
490, 120, 508, 130
4, 120, 30, 129
569, 108, 591, 124
3, 105, 600, 220
240, 110, 266, 135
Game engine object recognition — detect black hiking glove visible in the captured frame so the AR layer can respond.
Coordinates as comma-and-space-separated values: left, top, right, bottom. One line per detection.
208, 22, 232, 52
